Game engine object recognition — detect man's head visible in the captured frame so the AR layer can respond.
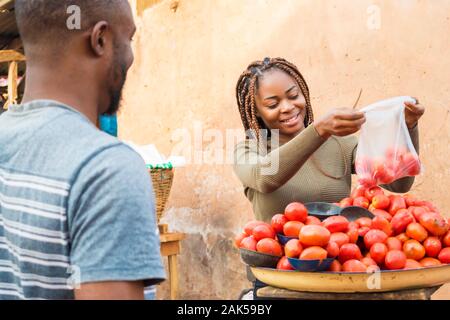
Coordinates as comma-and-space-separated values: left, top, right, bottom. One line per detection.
15, 0, 136, 115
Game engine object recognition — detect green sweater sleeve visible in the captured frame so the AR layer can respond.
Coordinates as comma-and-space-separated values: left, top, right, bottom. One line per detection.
233, 125, 327, 194
351, 124, 420, 193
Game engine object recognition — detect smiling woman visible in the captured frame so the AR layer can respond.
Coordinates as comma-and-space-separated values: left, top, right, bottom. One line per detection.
233, 57, 423, 223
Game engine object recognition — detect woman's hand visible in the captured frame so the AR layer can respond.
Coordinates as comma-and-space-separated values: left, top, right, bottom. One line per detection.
314, 108, 366, 139
405, 98, 425, 129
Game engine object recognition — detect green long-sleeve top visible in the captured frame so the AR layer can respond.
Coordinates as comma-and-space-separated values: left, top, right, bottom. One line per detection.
233, 124, 419, 222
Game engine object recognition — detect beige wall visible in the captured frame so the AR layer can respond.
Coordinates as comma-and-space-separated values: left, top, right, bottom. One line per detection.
120, 0, 450, 299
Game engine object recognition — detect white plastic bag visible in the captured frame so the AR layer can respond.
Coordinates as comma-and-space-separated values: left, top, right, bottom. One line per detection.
355, 96, 422, 188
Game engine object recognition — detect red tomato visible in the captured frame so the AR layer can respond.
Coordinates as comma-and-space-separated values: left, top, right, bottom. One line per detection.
381, 168, 396, 184
388, 196, 407, 216
438, 247, 450, 264
419, 212, 449, 237
403, 240, 426, 261
443, 231, 450, 247
283, 221, 304, 238
240, 236, 257, 251
284, 202, 308, 222
370, 242, 388, 265
356, 217, 372, 229
342, 259, 367, 272
371, 216, 393, 237
366, 265, 381, 273
420, 257, 442, 267
322, 216, 349, 233
361, 257, 377, 267
372, 209, 393, 222
364, 229, 388, 249
386, 237, 403, 251
365, 186, 384, 202
351, 185, 367, 199
276, 256, 295, 270
420, 201, 440, 213
330, 232, 350, 248
271, 214, 288, 234
353, 196, 370, 209
404, 259, 422, 270
391, 210, 414, 235
234, 232, 247, 248
408, 206, 427, 222
371, 194, 390, 210
339, 243, 363, 264
244, 221, 265, 236
347, 228, 359, 244
403, 194, 419, 207
305, 216, 322, 226
405, 223, 428, 242
358, 227, 371, 238
368, 204, 376, 213
385, 250, 407, 270
256, 238, 283, 256
328, 260, 342, 272
372, 162, 388, 183
299, 225, 331, 247
284, 239, 303, 258
300, 246, 328, 260
396, 233, 410, 243
423, 237, 442, 258
339, 197, 353, 208
402, 152, 421, 176
252, 223, 276, 241
348, 221, 359, 230
326, 242, 340, 258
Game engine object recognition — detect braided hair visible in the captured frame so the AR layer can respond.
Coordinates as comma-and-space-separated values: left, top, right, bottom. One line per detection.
235, 57, 314, 140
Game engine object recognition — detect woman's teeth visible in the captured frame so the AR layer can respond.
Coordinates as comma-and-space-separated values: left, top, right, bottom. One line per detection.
281, 114, 299, 124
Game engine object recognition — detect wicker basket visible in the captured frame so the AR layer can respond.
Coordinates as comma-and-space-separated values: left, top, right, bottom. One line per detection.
149, 168, 174, 223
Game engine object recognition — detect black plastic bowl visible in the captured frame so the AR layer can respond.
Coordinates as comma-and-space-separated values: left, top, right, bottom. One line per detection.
305, 202, 342, 221
287, 257, 334, 272
239, 248, 280, 268
339, 206, 374, 222
277, 233, 297, 245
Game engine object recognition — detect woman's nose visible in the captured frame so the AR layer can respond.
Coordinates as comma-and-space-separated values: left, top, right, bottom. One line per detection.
280, 100, 295, 113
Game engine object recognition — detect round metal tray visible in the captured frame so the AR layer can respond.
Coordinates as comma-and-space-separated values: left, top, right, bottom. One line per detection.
250, 264, 450, 293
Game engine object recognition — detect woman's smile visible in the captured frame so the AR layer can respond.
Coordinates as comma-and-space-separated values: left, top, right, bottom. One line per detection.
280, 112, 301, 127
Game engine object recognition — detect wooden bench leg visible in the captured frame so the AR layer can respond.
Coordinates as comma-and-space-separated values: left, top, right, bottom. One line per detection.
168, 255, 178, 300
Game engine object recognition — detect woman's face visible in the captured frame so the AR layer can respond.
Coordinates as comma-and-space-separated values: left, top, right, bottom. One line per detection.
255, 69, 307, 142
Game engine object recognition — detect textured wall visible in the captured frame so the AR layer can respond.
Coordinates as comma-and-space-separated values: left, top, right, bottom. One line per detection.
120, 0, 450, 299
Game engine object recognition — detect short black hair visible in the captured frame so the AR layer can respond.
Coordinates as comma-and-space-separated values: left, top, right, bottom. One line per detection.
15, 0, 125, 49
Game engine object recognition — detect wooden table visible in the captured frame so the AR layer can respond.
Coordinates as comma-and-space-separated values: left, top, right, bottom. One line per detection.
160, 232, 185, 300
256, 285, 441, 300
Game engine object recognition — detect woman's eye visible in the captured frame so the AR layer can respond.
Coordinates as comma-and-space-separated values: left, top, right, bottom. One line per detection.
289, 94, 299, 100
268, 103, 278, 109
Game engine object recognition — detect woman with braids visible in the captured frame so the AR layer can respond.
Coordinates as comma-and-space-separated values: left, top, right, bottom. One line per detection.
233, 57, 425, 223
234, 57, 425, 299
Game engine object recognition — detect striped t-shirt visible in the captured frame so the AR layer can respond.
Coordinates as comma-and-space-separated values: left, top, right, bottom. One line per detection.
0, 100, 165, 299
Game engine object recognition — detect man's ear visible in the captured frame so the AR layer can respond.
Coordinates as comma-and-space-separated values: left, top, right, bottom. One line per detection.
90, 21, 109, 57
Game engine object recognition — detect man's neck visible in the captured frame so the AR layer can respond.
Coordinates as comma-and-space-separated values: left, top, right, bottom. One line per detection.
21, 65, 100, 124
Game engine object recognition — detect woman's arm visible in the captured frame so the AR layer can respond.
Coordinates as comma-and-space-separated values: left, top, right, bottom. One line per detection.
234, 108, 366, 194
233, 125, 326, 194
